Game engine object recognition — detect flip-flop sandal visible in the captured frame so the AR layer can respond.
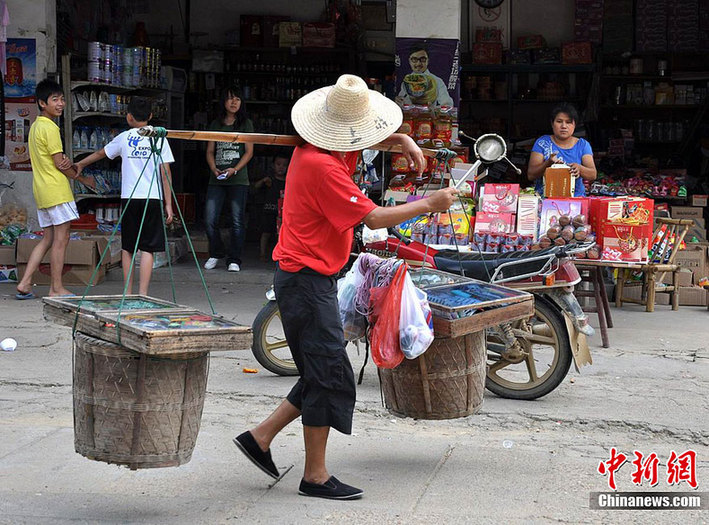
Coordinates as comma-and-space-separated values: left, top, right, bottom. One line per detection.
15, 291, 36, 300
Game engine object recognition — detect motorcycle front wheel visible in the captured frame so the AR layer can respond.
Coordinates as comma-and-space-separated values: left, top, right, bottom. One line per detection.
485, 297, 572, 400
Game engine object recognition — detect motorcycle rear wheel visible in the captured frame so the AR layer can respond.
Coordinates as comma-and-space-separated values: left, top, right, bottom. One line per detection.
251, 300, 299, 376
485, 297, 572, 400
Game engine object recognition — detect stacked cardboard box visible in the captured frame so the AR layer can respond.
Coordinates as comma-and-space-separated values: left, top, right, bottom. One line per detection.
0, 244, 17, 282
16, 236, 108, 286
575, 0, 604, 43
668, 0, 699, 52
636, 0, 668, 52
603, 0, 634, 53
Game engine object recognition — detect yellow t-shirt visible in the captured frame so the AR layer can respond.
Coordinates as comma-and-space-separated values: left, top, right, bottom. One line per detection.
28, 116, 74, 209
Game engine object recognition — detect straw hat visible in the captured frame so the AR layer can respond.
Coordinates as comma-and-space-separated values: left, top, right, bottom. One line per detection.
291, 74, 403, 152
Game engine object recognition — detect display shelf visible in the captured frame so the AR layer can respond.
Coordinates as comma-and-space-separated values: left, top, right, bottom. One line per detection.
600, 104, 701, 109
71, 80, 165, 94
73, 111, 126, 121
461, 64, 595, 73
62, 53, 169, 202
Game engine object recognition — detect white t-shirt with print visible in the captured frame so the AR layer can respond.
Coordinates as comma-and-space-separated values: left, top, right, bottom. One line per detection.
104, 129, 175, 199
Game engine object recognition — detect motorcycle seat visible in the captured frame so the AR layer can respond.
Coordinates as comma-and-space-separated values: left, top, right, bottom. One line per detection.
433, 246, 565, 283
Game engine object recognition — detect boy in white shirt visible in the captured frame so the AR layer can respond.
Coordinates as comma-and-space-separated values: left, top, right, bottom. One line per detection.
76, 97, 174, 295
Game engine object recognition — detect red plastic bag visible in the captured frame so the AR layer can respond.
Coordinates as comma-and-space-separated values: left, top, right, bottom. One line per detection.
368, 264, 406, 369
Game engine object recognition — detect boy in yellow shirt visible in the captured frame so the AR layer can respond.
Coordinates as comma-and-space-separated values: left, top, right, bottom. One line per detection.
16, 79, 95, 299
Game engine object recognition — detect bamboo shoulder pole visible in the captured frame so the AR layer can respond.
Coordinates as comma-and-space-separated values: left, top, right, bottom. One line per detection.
137, 126, 444, 158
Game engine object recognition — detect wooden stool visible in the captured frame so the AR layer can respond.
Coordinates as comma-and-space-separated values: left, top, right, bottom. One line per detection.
575, 264, 613, 348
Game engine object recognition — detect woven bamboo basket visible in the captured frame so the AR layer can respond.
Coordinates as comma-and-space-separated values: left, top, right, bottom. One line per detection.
73, 332, 209, 469
378, 331, 486, 420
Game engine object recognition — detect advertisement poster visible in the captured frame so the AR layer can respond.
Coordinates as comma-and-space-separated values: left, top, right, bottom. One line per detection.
395, 38, 460, 109
470, 3, 510, 48
4, 101, 37, 171
4, 38, 37, 101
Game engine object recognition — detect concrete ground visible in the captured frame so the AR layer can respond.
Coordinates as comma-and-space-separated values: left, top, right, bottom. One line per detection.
1, 248, 708, 524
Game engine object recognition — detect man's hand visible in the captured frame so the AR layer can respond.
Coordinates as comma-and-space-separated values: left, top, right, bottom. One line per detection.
426, 187, 459, 212
398, 134, 426, 176
165, 203, 174, 225
263, 176, 272, 187
74, 162, 84, 177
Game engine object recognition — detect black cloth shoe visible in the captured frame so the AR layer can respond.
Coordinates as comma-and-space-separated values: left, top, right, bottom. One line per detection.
298, 476, 364, 500
233, 431, 280, 479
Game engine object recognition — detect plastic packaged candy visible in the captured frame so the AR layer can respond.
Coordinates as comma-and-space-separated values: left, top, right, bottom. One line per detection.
424, 234, 438, 245
391, 154, 410, 173
437, 223, 454, 236
500, 243, 516, 253
504, 233, 520, 246
454, 233, 469, 245
486, 241, 500, 253
473, 232, 487, 246
519, 234, 534, 247
486, 232, 504, 245
411, 232, 425, 243
437, 233, 452, 245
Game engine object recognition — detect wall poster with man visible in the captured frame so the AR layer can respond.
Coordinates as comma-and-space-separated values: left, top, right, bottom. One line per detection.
394, 38, 460, 109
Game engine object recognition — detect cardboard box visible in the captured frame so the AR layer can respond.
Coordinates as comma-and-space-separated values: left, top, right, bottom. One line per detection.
0, 244, 15, 265
677, 268, 693, 287
240, 15, 264, 47
562, 41, 593, 64
472, 43, 503, 64
517, 34, 546, 49
675, 245, 709, 280
0, 265, 18, 282
480, 183, 519, 214
279, 22, 302, 47
671, 206, 704, 219
16, 236, 108, 286
678, 286, 708, 306
692, 195, 708, 207
262, 15, 290, 47
302, 22, 336, 48
517, 195, 540, 241
623, 284, 670, 305
81, 234, 122, 269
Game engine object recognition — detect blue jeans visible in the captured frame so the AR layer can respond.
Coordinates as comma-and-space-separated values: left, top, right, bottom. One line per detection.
205, 184, 248, 265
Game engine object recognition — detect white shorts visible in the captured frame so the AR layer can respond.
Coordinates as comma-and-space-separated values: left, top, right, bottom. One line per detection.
37, 201, 79, 228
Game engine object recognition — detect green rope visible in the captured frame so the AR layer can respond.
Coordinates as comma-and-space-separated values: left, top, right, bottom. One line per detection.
71, 127, 217, 343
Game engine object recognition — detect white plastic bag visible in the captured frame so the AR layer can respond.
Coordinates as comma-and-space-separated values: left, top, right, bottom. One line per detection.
337, 264, 367, 341
399, 272, 435, 359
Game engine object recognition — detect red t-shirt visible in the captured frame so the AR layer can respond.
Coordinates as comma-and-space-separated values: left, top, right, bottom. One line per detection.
273, 144, 377, 275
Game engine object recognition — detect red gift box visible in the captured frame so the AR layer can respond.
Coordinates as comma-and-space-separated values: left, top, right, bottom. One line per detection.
480, 183, 520, 214
473, 43, 503, 64
599, 223, 652, 262
589, 197, 654, 240
473, 212, 516, 234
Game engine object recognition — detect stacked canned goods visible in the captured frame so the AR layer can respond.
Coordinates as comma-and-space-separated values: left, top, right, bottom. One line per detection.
87, 42, 162, 88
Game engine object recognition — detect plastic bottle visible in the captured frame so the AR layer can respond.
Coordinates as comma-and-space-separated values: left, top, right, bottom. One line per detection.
72, 128, 81, 150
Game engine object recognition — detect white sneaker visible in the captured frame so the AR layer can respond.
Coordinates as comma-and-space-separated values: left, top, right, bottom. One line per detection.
227, 263, 240, 272
204, 257, 220, 270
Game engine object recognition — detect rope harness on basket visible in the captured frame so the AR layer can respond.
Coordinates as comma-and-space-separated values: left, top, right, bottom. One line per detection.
71, 130, 217, 344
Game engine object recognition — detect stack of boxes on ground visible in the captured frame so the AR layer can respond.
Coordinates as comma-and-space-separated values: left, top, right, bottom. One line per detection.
668, 194, 709, 306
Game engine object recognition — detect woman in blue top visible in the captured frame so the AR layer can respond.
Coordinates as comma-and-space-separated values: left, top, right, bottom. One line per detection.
527, 103, 597, 197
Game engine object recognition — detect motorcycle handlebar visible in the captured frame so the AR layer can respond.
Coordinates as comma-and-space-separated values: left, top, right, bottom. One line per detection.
387, 227, 411, 245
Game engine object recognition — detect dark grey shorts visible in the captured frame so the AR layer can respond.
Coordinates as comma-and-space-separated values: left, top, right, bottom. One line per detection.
275, 266, 356, 435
